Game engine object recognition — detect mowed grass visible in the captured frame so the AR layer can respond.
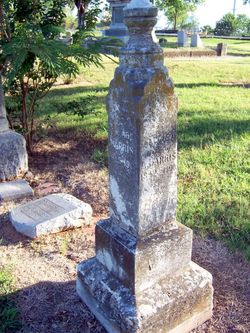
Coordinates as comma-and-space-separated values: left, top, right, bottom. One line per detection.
160, 36, 250, 56
37, 54, 250, 259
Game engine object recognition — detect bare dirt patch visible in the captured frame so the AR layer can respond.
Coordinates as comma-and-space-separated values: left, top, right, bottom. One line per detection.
0, 134, 249, 333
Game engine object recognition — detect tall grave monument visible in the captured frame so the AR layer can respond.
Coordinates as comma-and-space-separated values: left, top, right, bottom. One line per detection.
0, 75, 28, 181
105, 0, 130, 43
77, 0, 213, 332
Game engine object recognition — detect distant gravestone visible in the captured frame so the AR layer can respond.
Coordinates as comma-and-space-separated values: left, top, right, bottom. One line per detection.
77, 1, 213, 332
217, 43, 228, 56
10, 193, 92, 238
191, 33, 204, 48
0, 75, 28, 181
178, 30, 189, 47
0, 180, 33, 202
104, 0, 130, 43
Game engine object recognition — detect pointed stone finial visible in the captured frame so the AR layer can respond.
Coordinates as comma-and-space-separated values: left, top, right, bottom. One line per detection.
121, 0, 162, 68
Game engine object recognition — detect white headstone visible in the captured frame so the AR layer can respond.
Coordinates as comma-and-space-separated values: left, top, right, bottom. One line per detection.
178, 30, 189, 47
10, 193, 93, 238
191, 34, 204, 48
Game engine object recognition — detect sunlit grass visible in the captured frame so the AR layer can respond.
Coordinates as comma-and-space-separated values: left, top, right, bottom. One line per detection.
35, 54, 250, 259
160, 36, 250, 56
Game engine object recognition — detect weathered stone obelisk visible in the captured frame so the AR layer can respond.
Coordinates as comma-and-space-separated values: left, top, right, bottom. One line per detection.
0, 74, 28, 181
77, 1, 213, 332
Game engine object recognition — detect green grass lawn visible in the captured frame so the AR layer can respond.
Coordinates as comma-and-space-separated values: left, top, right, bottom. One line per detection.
159, 36, 250, 56
36, 55, 250, 259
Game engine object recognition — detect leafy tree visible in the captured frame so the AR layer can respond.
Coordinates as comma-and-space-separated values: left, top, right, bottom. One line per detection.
236, 14, 250, 35
214, 13, 250, 36
181, 15, 199, 31
201, 25, 214, 35
74, 0, 101, 29
214, 13, 238, 36
0, 0, 102, 151
155, 0, 205, 30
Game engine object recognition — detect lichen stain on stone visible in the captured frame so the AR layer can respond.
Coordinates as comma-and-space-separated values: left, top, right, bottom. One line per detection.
110, 175, 133, 229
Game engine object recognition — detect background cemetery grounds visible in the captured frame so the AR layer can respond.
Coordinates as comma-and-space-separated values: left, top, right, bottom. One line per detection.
35, 37, 250, 260
159, 36, 250, 56
1, 36, 250, 332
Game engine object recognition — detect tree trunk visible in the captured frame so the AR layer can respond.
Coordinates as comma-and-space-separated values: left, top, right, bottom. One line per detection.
173, 12, 177, 30
21, 81, 32, 152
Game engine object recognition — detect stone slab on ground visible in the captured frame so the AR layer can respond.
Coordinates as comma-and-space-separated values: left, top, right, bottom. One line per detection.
0, 180, 33, 202
10, 193, 93, 238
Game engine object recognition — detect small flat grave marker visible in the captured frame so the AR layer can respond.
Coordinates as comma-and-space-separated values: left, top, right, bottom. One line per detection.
0, 179, 33, 202
10, 193, 92, 238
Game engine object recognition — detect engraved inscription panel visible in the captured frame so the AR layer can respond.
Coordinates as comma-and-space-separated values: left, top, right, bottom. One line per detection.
19, 198, 75, 224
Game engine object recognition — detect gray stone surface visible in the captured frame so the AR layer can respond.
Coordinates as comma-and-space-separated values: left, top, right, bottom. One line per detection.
77, 1, 213, 332
0, 75, 9, 133
95, 219, 193, 292
177, 30, 189, 47
0, 74, 28, 181
77, 259, 212, 333
0, 130, 28, 181
0, 180, 33, 202
104, 0, 130, 43
108, 6, 177, 238
191, 33, 204, 48
10, 193, 93, 238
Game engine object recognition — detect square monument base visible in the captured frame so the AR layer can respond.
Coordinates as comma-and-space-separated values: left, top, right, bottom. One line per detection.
77, 258, 213, 333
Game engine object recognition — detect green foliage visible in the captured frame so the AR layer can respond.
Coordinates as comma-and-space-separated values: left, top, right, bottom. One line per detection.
0, 0, 103, 151
91, 148, 108, 166
181, 15, 199, 30
98, 4, 111, 28
236, 14, 250, 36
215, 13, 250, 36
57, 94, 98, 118
74, 0, 101, 30
155, 0, 205, 30
0, 268, 21, 333
201, 25, 214, 35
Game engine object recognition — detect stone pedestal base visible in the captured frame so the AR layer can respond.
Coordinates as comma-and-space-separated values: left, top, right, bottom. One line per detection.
77, 259, 213, 333
0, 130, 28, 181
104, 28, 129, 44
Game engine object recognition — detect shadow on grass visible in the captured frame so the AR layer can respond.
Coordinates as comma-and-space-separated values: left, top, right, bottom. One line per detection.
175, 82, 250, 88
1, 280, 106, 333
178, 117, 249, 149
1, 236, 250, 333
0, 292, 21, 333
38, 86, 108, 118
47, 86, 109, 98
227, 52, 250, 57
